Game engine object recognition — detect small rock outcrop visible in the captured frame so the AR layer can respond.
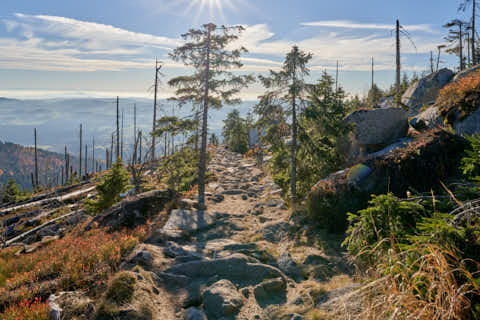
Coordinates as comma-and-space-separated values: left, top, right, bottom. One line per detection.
401, 68, 454, 116
203, 280, 244, 319
91, 190, 176, 230
344, 108, 409, 156
453, 108, 480, 136
409, 106, 444, 131
48, 291, 95, 320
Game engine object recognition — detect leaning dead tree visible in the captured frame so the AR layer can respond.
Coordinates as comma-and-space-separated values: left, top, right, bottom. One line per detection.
152, 60, 162, 161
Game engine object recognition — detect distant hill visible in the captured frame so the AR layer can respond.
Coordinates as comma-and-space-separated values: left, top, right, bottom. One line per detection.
0, 141, 79, 191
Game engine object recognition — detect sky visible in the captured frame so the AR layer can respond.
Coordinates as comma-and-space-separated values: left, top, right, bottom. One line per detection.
0, 0, 468, 100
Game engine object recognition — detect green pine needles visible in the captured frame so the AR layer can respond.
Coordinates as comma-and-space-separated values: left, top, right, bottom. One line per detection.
86, 159, 130, 214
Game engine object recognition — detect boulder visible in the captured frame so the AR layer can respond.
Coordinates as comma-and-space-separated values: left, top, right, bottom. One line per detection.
90, 190, 176, 231
344, 108, 408, 153
161, 209, 217, 239
48, 291, 95, 320
401, 68, 454, 116
277, 252, 301, 281
203, 280, 244, 319
253, 277, 287, 307
164, 253, 286, 288
409, 106, 444, 131
453, 107, 480, 136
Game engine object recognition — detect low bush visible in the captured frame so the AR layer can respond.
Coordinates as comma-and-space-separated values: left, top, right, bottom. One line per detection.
436, 69, 480, 125
2, 297, 48, 320
86, 160, 130, 214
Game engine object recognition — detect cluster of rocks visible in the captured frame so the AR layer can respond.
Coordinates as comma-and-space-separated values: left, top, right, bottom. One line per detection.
47, 146, 354, 319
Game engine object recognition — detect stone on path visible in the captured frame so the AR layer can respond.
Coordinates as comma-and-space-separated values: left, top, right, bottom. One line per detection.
161, 209, 217, 239
203, 280, 244, 319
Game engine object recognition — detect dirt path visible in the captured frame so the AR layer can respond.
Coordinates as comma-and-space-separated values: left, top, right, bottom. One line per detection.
116, 146, 357, 319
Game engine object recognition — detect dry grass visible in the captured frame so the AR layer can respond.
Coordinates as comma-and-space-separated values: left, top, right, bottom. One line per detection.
339, 244, 480, 320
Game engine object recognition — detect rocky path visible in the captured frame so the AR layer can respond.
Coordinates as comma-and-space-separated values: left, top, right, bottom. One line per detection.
113, 146, 356, 319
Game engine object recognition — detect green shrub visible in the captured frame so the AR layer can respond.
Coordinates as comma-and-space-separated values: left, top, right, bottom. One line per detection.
1, 178, 21, 204
461, 134, 480, 179
343, 193, 427, 259
86, 159, 130, 214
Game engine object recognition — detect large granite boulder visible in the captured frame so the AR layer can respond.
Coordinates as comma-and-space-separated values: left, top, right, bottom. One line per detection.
345, 108, 408, 153
402, 68, 454, 116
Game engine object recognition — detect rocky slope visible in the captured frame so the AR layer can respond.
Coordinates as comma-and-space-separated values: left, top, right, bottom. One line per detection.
48, 146, 356, 320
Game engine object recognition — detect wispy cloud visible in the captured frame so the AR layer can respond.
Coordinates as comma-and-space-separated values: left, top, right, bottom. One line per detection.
301, 20, 435, 33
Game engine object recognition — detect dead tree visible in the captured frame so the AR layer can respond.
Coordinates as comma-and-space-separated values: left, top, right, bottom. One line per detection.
79, 124, 82, 178
34, 128, 39, 189
116, 96, 120, 161
152, 60, 162, 161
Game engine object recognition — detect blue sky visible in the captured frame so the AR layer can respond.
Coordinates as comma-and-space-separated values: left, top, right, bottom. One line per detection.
0, 0, 468, 100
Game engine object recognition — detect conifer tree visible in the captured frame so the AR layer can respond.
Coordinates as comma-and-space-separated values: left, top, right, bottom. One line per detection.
169, 23, 254, 208
258, 46, 312, 203
222, 109, 249, 154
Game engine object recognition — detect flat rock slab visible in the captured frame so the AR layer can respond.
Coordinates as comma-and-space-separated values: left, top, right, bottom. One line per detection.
222, 189, 245, 195
162, 209, 217, 239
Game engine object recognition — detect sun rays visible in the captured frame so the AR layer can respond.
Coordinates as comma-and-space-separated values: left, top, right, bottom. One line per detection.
172, 0, 249, 24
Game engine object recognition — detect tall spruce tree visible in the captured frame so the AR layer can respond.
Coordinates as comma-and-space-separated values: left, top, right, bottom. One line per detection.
258, 46, 312, 203
222, 109, 249, 154
169, 23, 254, 208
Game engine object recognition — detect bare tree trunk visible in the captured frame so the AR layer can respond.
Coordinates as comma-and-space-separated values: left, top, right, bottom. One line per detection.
65, 145, 69, 182
290, 47, 298, 203
133, 103, 137, 165
152, 60, 161, 161
34, 128, 38, 189
371, 57, 374, 89
106, 149, 109, 170
110, 133, 114, 168
121, 108, 124, 160
430, 51, 434, 73
460, 23, 465, 71
198, 23, 213, 209
79, 124, 82, 178
396, 19, 401, 101
92, 137, 95, 174
116, 96, 120, 161
473, 0, 477, 65
139, 130, 143, 163
84, 144, 87, 176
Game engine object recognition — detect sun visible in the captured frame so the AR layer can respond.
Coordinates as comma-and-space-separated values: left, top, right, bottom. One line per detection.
184, 0, 245, 23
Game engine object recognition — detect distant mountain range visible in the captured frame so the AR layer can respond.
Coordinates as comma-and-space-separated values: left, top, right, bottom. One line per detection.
0, 141, 80, 191
0, 96, 254, 157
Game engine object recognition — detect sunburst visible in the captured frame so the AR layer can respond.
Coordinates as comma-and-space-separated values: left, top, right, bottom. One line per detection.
182, 0, 248, 24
